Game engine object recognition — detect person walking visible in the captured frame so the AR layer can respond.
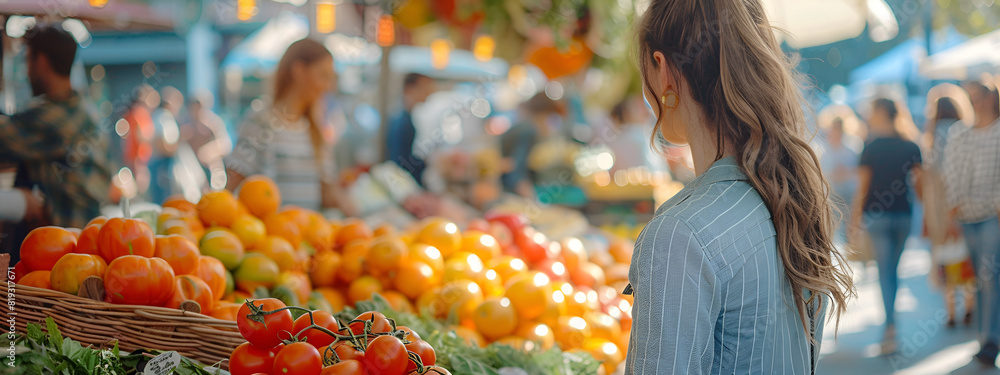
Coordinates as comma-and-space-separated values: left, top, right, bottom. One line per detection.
624, 0, 855, 373
943, 81, 1000, 366
850, 98, 923, 354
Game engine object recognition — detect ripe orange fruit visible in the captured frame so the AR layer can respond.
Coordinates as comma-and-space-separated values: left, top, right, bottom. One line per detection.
487, 256, 528, 284
569, 261, 606, 288
75, 223, 103, 256
494, 336, 530, 351
417, 287, 443, 316
162, 196, 198, 218
348, 276, 382, 304
585, 311, 623, 344
154, 234, 201, 275
303, 213, 334, 252
197, 190, 239, 227
582, 337, 624, 374
608, 239, 634, 265
315, 287, 347, 311
442, 253, 485, 283
194, 256, 227, 300
263, 212, 302, 248
554, 316, 592, 349
448, 325, 485, 348
337, 240, 370, 284
503, 272, 550, 320
409, 244, 445, 274
373, 224, 396, 238
335, 220, 374, 249
160, 219, 199, 243
477, 269, 504, 298
49, 254, 107, 295
381, 290, 414, 313
310, 251, 341, 288
461, 231, 501, 263
251, 236, 296, 272
276, 271, 312, 303
236, 175, 281, 218
416, 219, 461, 257
230, 215, 267, 248
604, 263, 630, 285
17, 270, 51, 289
394, 261, 439, 300
279, 206, 312, 230
435, 279, 483, 324
559, 237, 588, 269
20, 226, 77, 272
366, 237, 408, 275
199, 228, 245, 270
516, 322, 556, 350
472, 297, 518, 340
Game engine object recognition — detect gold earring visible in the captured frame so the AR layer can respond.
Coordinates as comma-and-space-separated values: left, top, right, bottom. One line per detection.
661, 91, 679, 109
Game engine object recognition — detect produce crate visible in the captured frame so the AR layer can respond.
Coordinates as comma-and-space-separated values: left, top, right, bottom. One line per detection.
9, 255, 243, 370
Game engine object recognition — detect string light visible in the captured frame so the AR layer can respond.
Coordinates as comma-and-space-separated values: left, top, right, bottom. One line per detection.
376, 14, 395, 47
316, 1, 337, 33
473, 35, 495, 62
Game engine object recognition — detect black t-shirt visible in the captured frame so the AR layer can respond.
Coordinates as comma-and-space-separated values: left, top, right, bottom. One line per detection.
859, 136, 923, 214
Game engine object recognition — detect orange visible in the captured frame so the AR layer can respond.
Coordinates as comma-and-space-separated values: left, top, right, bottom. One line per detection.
366, 237, 408, 275
448, 325, 485, 348
230, 215, 266, 248
416, 218, 461, 257
477, 269, 504, 297
503, 272, 550, 320
263, 212, 302, 249
373, 224, 396, 238
162, 195, 198, 217
394, 261, 439, 300
233, 253, 280, 293
472, 297, 518, 340
461, 231, 501, 263
538, 287, 569, 328
310, 251, 341, 288
442, 253, 485, 283
236, 175, 281, 218
409, 244, 444, 274
585, 311, 623, 344
250, 236, 296, 272
315, 287, 347, 311
582, 337, 624, 374
608, 239, 634, 264
589, 251, 615, 269
604, 263, 630, 285
559, 237, 588, 269
335, 220, 374, 249
347, 276, 382, 304
516, 322, 556, 350
381, 290, 414, 313
488, 256, 528, 284
276, 271, 312, 303
279, 206, 312, 230
554, 316, 592, 349
337, 239, 370, 284
199, 228, 245, 270
157, 207, 187, 229
565, 288, 601, 316
570, 261, 606, 288
196, 190, 239, 227
416, 287, 443, 316
434, 279, 483, 325
303, 213, 334, 252
494, 336, 530, 350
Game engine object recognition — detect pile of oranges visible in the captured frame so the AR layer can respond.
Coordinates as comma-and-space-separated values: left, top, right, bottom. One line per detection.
16, 175, 636, 374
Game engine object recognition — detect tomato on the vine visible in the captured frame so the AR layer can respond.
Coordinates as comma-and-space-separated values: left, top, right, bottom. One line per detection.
408, 366, 451, 375
397, 325, 421, 342
229, 342, 282, 375
364, 335, 408, 375
292, 310, 341, 348
404, 340, 436, 372
237, 298, 294, 349
327, 341, 363, 362
321, 359, 365, 375
348, 311, 392, 336
273, 342, 323, 375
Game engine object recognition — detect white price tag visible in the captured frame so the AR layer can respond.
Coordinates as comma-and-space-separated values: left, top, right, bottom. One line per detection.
144, 351, 181, 375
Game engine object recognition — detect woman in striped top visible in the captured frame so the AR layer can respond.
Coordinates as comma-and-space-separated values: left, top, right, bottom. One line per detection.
225, 39, 356, 216
625, 0, 855, 373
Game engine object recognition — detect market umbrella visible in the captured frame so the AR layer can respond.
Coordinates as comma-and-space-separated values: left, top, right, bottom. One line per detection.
920, 29, 1000, 80
764, 0, 898, 48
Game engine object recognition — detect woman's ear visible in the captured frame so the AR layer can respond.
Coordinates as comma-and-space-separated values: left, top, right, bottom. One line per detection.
651, 51, 673, 95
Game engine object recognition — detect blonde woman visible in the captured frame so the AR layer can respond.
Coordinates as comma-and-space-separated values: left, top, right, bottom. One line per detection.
625, 0, 855, 373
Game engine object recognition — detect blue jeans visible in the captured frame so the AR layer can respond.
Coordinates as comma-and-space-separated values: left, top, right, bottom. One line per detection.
962, 216, 1000, 344
866, 212, 913, 326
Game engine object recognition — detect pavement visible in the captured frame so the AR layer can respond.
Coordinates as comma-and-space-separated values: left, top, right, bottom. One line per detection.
818, 240, 1000, 375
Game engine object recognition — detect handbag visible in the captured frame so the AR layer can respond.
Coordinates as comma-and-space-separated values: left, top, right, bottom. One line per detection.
932, 239, 975, 286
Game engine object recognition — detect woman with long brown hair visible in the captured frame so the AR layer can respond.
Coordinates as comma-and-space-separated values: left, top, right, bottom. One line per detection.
225, 39, 356, 215
625, 0, 854, 373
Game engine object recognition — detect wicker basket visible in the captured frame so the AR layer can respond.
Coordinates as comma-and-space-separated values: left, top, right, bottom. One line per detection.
11, 273, 245, 369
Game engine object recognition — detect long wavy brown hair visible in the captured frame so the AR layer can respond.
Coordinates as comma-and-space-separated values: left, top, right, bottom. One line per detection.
637, 0, 855, 339
273, 39, 330, 170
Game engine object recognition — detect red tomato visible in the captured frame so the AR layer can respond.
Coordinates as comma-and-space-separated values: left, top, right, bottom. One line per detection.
516, 227, 551, 264
321, 359, 365, 375
273, 342, 322, 375
237, 298, 294, 348
404, 340, 436, 372
165, 275, 215, 313
98, 218, 155, 262
292, 310, 340, 348
49, 254, 107, 295
75, 223, 102, 256
194, 256, 227, 301
408, 366, 451, 375
17, 270, 51, 289
348, 311, 392, 336
364, 335, 408, 375
327, 341, 363, 362
11, 262, 28, 283
154, 235, 201, 275
104, 255, 175, 306
397, 326, 421, 342
229, 342, 282, 375
20, 226, 77, 271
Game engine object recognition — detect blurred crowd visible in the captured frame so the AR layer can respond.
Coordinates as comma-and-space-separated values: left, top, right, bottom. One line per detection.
816, 78, 1000, 364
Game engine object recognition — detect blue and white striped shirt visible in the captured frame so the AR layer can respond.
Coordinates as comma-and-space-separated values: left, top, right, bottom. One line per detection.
625, 156, 824, 374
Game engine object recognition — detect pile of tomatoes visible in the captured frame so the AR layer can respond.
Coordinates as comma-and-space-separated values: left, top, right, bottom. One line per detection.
230, 298, 447, 375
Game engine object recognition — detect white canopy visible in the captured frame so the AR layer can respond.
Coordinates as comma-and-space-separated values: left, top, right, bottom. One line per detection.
920, 29, 1000, 80
764, 0, 898, 48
